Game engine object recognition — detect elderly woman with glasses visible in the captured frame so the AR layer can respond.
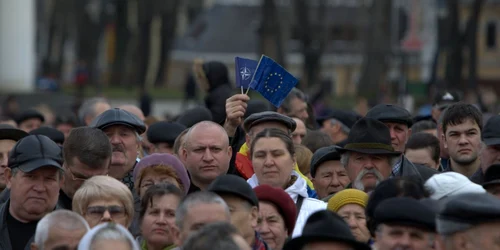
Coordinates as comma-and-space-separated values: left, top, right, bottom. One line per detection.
73, 176, 134, 228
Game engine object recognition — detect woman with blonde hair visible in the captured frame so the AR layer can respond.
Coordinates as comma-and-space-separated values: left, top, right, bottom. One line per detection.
73, 176, 135, 228
294, 144, 313, 179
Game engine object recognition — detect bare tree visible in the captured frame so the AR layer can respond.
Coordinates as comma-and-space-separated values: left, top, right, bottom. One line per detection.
358, 0, 393, 102
153, 0, 182, 87
293, 0, 328, 89
258, 0, 286, 66
465, 0, 485, 110
110, 0, 130, 87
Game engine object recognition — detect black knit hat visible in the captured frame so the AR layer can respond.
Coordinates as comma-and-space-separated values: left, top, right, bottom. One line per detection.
147, 121, 187, 145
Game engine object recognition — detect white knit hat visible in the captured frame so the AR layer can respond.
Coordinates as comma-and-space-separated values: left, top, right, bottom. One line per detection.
425, 172, 486, 200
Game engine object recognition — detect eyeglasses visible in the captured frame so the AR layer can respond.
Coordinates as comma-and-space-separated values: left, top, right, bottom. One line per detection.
66, 165, 107, 182
86, 205, 126, 220
66, 167, 89, 182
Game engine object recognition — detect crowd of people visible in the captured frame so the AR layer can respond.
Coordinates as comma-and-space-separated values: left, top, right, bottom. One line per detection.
0, 61, 500, 250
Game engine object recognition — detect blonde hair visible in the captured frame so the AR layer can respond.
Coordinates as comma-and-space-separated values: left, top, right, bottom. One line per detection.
294, 144, 313, 176
72, 176, 134, 227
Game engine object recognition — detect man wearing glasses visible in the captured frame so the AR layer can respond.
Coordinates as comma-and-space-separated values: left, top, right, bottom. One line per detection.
59, 127, 112, 209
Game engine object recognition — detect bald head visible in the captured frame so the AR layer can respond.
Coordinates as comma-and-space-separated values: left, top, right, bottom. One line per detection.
118, 105, 145, 121
182, 121, 231, 190
185, 121, 229, 148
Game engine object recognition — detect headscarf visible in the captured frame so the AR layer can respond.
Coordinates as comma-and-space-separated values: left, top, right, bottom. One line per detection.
78, 223, 140, 250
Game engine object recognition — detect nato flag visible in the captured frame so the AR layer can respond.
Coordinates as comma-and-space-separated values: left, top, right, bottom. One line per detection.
235, 57, 258, 89
249, 55, 298, 107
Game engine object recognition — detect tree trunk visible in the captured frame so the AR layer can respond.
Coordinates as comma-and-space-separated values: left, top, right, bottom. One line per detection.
444, 0, 462, 90
259, 0, 286, 66
358, 0, 392, 102
154, 0, 182, 87
466, 0, 485, 110
136, 0, 153, 92
296, 0, 327, 89
110, 0, 130, 87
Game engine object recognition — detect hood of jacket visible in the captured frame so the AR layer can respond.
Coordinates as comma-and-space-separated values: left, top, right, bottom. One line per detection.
248, 171, 308, 202
203, 61, 231, 91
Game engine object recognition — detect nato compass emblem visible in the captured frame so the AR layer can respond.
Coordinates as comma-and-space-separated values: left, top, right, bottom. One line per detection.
240, 67, 252, 81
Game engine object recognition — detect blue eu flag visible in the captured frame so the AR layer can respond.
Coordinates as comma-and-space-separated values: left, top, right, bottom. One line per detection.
235, 57, 258, 89
249, 55, 299, 107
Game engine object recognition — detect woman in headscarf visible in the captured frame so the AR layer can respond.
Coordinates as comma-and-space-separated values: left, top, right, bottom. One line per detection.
78, 222, 140, 250
247, 128, 326, 237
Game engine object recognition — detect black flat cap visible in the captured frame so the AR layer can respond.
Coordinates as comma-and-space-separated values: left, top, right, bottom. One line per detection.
310, 145, 341, 178
0, 124, 28, 141
243, 111, 296, 133
482, 164, 500, 188
482, 115, 500, 146
374, 197, 436, 232
9, 135, 63, 172
176, 106, 213, 128
15, 109, 45, 125
316, 108, 361, 129
437, 193, 500, 235
365, 104, 413, 127
30, 126, 65, 145
147, 121, 187, 145
284, 210, 371, 250
208, 175, 259, 207
90, 108, 146, 134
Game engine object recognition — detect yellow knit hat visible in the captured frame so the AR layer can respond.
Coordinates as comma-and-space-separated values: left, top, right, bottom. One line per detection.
327, 189, 369, 212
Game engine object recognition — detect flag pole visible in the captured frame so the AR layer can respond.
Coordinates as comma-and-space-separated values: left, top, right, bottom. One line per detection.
245, 55, 264, 95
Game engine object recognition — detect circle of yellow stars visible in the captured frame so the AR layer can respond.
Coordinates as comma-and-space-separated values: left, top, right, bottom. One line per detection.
264, 72, 283, 93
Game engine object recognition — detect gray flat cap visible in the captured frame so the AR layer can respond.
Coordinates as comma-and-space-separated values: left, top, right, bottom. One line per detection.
90, 108, 146, 134
243, 111, 296, 133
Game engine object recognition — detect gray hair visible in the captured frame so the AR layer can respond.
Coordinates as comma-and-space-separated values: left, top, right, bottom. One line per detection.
330, 118, 351, 134
182, 222, 241, 250
175, 191, 230, 229
78, 223, 140, 250
34, 210, 90, 249
78, 97, 109, 124
340, 152, 399, 169
280, 88, 307, 113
